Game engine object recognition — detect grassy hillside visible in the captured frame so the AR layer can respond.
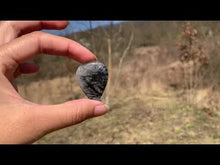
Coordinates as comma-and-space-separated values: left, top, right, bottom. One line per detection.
15, 21, 220, 144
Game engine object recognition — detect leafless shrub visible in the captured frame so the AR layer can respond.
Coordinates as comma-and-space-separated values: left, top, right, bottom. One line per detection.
177, 22, 209, 104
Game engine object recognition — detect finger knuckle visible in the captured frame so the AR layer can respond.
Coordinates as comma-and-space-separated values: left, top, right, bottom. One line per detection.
67, 103, 89, 125
7, 21, 21, 35
30, 31, 44, 38
72, 105, 85, 124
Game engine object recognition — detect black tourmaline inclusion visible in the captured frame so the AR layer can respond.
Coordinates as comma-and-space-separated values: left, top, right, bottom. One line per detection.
76, 61, 108, 100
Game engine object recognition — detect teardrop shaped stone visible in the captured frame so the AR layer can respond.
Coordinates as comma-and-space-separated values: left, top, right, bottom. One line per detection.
76, 61, 108, 100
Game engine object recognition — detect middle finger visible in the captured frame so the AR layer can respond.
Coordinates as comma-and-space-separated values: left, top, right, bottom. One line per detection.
0, 21, 69, 45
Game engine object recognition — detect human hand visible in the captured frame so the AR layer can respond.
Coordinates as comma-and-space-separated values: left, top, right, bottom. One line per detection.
0, 21, 108, 144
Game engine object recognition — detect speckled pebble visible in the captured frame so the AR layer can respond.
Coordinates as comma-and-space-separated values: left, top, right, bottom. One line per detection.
76, 61, 108, 100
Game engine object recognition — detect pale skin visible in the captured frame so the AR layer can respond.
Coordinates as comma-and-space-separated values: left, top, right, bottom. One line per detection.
0, 21, 108, 144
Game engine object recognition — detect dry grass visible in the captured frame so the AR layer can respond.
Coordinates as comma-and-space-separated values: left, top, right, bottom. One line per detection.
31, 81, 220, 144
17, 45, 220, 144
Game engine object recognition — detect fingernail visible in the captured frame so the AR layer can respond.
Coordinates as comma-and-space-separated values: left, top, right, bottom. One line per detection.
94, 104, 108, 116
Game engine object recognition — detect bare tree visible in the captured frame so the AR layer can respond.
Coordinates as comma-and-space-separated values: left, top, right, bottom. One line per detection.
114, 31, 134, 90
66, 21, 134, 107
98, 21, 134, 106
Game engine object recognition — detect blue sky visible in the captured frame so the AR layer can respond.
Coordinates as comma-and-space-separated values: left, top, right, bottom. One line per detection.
43, 21, 122, 36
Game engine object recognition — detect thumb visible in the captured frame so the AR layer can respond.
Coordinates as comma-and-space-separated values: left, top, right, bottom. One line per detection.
33, 99, 108, 134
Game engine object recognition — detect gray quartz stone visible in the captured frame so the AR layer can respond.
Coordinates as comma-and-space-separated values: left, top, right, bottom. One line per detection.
76, 61, 108, 100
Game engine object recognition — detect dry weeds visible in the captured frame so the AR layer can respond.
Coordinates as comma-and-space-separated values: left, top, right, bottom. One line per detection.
17, 45, 220, 144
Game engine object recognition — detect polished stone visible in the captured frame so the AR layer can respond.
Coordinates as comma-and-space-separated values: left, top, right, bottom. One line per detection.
76, 61, 108, 100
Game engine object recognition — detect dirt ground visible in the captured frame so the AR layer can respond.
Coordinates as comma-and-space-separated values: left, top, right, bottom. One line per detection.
17, 46, 220, 144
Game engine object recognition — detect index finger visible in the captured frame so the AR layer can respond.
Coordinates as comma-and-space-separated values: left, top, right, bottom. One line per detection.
0, 31, 96, 69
